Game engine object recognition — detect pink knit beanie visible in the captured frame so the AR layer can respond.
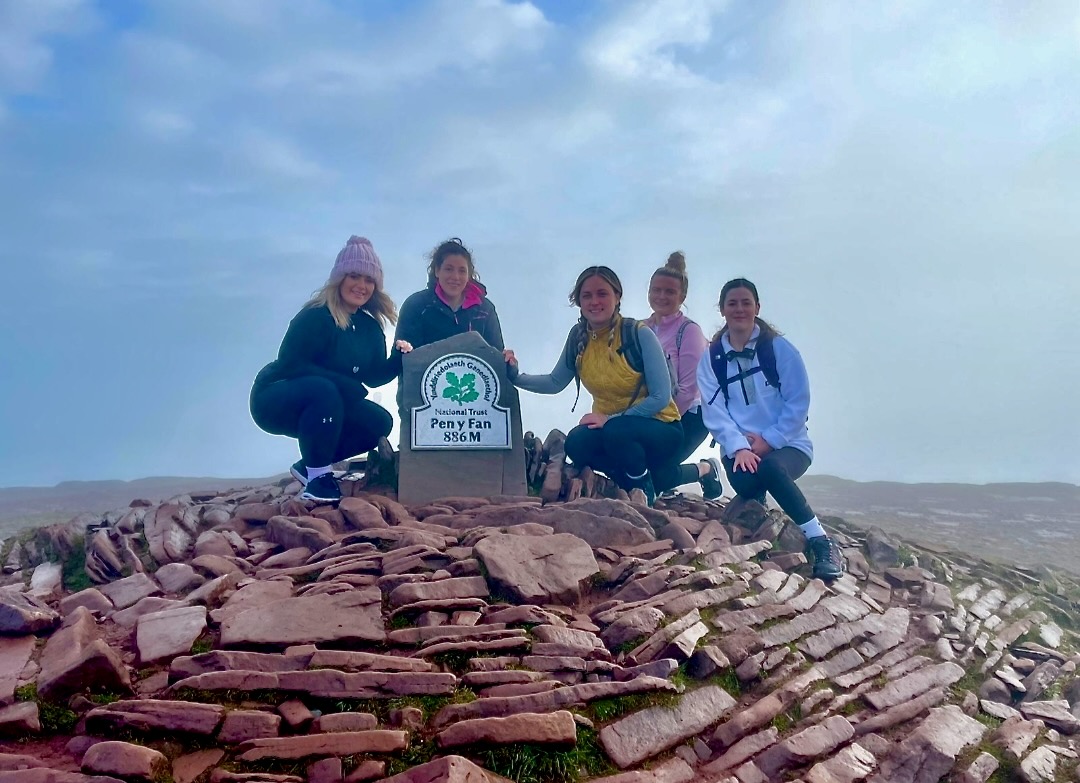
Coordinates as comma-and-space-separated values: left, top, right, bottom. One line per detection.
330, 236, 383, 288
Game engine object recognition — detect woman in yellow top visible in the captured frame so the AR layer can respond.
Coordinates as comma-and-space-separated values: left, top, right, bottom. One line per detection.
504, 266, 682, 506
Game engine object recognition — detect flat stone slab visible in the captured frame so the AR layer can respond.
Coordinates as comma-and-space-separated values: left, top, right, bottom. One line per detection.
1020, 700, 1080, 733
60, 588, 114, 616
436, 710, 577, 748
804, 741, 878, 783
475, 533, 598, 605
599, 685, 737, 768
865, 662, 965, 710
172, 749, 225, 783
588, 758, 694, 783
82, 740, 170, 782
37, 608, 132, 701
218, 710, 282, 743
171, 669, 457, 699
760, 606, 836, 647
434, 677, 677, 728
867, 706, 986, 783
136, 606, 207, 664
389, 577, 490, 608
378, 755, 513, 783
98, 573, 161, 610
702, 727, 779, 776
85, 699, 225, 735
236, 730, 408, 761
0, 590, 59, 635
0, 701, 40, 735
220, 589, 385, 648
308, 650, 438, 672
0, 635, 36, 706
755, 715, 855, 778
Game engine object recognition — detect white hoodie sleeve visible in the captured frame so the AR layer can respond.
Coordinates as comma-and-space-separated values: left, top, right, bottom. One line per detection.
696, 351, 751, 457
761, 338, 811, 450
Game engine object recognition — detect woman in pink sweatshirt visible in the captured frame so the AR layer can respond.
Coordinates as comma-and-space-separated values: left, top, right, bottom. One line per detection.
647, 252, 724, 499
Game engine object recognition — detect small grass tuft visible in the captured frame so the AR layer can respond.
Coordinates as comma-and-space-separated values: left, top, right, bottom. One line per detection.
614, 636, 647, 657
61, 535, 93, 593
14, 683, 36, 702
189, 635, 214, 656
476, 727, 614, 783
714, 668, 741, 698
588, 690, 680, 723
86, 692, 125, 706
385, 738, 439, 777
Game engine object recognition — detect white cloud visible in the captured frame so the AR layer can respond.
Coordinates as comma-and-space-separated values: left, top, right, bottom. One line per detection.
232, 128, 331, 183
586, 0, 728, 85
0, 0, 94, 93
258, 0, 550, 95
137, 108, 194, 140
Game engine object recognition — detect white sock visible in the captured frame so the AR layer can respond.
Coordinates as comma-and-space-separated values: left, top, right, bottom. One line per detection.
799, 516, 826, 539
306, 465, 332, 481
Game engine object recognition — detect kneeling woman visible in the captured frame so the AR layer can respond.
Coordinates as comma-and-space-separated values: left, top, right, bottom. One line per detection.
250, 236, 411, 504
696, 277, 843, 580
506, 266, 682, 505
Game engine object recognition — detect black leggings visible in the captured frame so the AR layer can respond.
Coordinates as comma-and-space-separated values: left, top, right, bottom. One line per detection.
250, 377, 392, 468
652, 408, 710, 492
565, 417, 683, 491
723, 447, 815, 525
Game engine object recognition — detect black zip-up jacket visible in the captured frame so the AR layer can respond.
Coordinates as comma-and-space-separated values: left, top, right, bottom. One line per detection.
394, 284, 504, 352
252, 305, 401, 399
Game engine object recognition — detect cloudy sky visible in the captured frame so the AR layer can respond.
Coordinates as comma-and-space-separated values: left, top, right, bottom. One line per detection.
2, 0, 1079, 488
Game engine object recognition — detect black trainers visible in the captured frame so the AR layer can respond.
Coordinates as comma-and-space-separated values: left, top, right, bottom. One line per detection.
699, 458, 723, 500
290, 460, 308, 487
807, 535, 845, 581
301, 473, 341, 504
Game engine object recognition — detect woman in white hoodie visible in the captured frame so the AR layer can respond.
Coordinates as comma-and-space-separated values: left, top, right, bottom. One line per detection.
697, 277, 844, 581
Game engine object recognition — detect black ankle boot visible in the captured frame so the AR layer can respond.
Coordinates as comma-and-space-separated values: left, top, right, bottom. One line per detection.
626, 473, 656, 507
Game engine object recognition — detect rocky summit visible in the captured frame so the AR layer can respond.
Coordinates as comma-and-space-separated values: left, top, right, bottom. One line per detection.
1, 434, 1079, 783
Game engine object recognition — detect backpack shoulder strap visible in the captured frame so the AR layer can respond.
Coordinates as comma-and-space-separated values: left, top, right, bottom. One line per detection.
616, 317, 645, 373
756, 332, 781, 391
565, 323, 584, 372
565, 323, 586, 412
707, 337, 731, 405
675, 319, 693, 353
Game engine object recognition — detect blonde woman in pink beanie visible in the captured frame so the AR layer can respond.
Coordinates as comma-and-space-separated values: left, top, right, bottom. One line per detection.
250, 236, 412, 504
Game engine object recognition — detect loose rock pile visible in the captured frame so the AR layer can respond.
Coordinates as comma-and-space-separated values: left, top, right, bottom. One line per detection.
2, 433, 1079, 783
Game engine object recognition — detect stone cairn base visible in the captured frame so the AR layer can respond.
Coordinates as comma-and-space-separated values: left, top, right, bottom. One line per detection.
1, 431, 1079, 783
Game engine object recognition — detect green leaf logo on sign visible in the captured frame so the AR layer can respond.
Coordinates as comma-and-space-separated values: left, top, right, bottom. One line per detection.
441, 371, 480, 405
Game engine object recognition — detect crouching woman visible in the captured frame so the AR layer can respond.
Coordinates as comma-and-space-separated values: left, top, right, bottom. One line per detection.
505, 266, 682, 506
250, 236, 411, 504
697, 277, 843, 580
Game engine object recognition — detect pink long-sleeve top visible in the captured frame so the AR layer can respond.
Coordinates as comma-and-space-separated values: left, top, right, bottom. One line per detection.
648, 312, 708, 415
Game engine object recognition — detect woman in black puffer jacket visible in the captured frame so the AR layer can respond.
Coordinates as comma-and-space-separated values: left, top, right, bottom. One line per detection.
250, 236, 411, 504
395, 238, 504, 352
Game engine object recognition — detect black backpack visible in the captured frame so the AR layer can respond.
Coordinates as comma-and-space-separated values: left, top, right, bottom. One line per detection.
706, 331, 780, 406
565, 318, 677, 411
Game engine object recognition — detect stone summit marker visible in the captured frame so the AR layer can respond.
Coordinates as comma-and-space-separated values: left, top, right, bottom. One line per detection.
398, 332, 527, 505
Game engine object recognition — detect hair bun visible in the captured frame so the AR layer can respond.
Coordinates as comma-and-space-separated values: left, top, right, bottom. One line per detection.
665, 251, 686, 273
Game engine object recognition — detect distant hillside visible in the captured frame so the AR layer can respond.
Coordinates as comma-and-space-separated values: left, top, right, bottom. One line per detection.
800, 474, 1080, 575
0, 475, 279, 539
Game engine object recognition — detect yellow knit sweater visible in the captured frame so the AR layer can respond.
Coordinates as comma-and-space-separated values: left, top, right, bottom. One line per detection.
579, 321, 680, 422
